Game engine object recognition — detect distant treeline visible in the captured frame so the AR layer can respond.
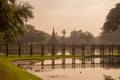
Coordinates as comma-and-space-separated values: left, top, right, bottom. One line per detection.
1, 24, 120, 45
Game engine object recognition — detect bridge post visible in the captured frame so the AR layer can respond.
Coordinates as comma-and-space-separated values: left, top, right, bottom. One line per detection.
111, 44, 113, 56
118, 45, 120, 63
18, 44, 21, 57
41, 60, 44, 69
72, 44, 75, 56
91, 44, 95, 63
72, 58, 75, 68
109, 44, 111, 56
41, 44, 44, 56
30, 44, 33, 57
62, 44, 65, 56
82, 44, 85, 57
100, 44, 104, 63
52, 60, 55, 69
62, 58, 65, 69
111, 44, 113, 63
109, 44, 113, 63
81, 44, 85, 64
51, 44, 55, 56
72, 58, 76, 64
81, 58, 85, 68
109, 44, 112, 63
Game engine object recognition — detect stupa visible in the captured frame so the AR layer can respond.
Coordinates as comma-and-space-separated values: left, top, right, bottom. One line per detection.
47, 28, 60, 45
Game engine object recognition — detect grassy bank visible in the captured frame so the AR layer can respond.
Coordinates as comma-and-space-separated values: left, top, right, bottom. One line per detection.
0, 56, 43, 80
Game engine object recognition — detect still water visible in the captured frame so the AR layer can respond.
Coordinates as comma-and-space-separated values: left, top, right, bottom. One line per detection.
13, 58, 120, 80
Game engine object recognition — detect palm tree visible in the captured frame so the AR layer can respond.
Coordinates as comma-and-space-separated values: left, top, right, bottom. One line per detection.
0, 0, 34, 43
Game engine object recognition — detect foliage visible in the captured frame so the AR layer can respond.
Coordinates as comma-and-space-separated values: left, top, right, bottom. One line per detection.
62, 29, 66, 36
100, 3, 120, 44
102, 3, 120, 33
69, 30, 95, 44
0, 0, 34, 43
103, 75, 116, 80
0, 56, 42, 80
16, 24, 50, 44
100, 31, 120, 44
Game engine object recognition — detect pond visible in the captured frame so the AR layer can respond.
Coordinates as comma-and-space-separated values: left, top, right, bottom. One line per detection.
12, 57, 120, 80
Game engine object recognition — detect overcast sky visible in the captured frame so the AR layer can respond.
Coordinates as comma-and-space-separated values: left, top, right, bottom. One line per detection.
22, 0, 120, 36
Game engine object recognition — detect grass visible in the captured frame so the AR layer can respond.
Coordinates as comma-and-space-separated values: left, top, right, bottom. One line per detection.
0, 55, 43, 80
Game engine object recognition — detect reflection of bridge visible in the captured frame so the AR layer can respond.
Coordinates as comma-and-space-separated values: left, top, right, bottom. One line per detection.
37, 63, 120, 70
14, 58, 120, 72
36, 58, 120, 69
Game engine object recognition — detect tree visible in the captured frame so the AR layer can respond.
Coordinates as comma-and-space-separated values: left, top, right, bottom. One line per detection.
83, 31, 95, 44
69, 30, 95, 44
100, 31, 120, 44
102, 3, 120, 33
62, 29, 66, 36
17, 24, 50, 44
61, 29, 67, 44
0, 0, 34, 43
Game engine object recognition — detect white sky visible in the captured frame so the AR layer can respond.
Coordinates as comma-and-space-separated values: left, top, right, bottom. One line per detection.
22, 0, 120, 36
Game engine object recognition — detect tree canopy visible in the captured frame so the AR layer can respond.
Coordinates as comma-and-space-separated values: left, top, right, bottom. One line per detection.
16, 24, 50, 44
102, 3, 120, 33
0, 0, 34, 43
99, 31, 120, 44
69, 30, 95, 44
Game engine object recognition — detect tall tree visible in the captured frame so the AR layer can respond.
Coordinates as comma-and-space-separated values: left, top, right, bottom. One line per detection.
62, 29, 66, 36
102, 3, 120, 33
61, 29, 67, 44
0, 0, 34, 43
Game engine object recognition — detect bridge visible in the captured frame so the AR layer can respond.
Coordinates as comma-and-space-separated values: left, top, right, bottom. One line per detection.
0, 44, 120, 57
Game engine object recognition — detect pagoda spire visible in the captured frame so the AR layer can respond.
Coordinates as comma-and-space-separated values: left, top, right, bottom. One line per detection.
47, 27, 60, 45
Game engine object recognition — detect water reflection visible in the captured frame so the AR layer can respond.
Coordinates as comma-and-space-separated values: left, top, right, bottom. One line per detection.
13, 58, 120, 71
12, 58, 120, 80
